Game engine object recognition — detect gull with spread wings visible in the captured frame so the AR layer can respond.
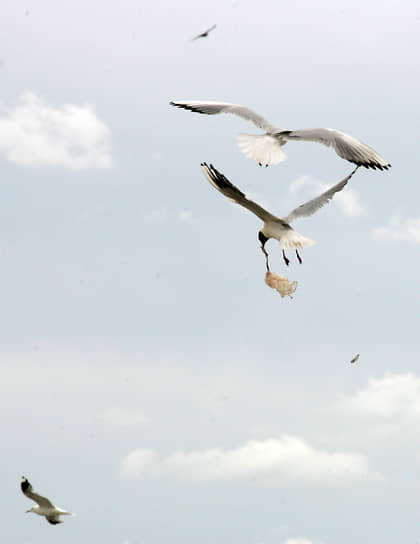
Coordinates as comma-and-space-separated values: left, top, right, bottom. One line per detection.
21, 477, 72, 525
201, 163, 359, 268
172, 101, 390, 170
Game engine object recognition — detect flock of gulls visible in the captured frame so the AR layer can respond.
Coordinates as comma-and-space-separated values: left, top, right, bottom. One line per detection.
19, 25, 390, 530
170, 100, 390, 273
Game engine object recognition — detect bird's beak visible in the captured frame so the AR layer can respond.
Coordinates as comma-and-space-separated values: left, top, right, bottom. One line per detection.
26, 509, 31, 513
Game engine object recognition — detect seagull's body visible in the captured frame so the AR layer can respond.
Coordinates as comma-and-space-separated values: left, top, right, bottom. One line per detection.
191, 24, 217, 41
350, 353, 360, 364
172, 101, 391, 170
201, 163, 359, 267
21, 477, 72, 525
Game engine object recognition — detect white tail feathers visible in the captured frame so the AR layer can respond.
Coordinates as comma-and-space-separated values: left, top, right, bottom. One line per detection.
237, 133, 287, 165
279, 229, 316, 250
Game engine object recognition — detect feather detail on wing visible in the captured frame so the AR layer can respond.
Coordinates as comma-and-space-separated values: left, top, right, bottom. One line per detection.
284, 167, 359, 224
21, 478, 54, 508
201, 163, 279, 222
277, 128, 391, 170
237, 133, 288, 166
170, 101, 278, 132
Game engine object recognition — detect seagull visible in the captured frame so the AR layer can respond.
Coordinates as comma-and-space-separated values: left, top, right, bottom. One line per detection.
350, 353, 360, 364
21, 477, 72, 525
201, 163, 359, 267
191, 24, 217, 41
171, 101, 391, 170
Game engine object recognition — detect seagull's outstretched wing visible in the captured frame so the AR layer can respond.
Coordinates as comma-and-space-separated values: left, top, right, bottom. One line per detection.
21, 477, 54, 508
171, 101, 278, 133
201, 163, 281, 223
284, 167, 359, 224
191, 24, 217, 40
278, 128, 391, 170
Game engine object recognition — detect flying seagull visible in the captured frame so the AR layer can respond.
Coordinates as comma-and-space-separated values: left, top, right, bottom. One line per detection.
171, 101, 391, 170
201, 163, 359, 267
21, 477, 72, 525
191, 24, 217, 41
350, 353, 360, 364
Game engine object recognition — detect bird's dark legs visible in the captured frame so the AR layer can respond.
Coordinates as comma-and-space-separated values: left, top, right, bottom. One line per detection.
282, 250, 290, 266
260, 244, 270, 271
296, 249, 302, 264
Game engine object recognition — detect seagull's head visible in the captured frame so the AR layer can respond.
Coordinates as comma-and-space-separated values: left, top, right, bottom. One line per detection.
258, 230, 269, 249
26, 507, 36, 513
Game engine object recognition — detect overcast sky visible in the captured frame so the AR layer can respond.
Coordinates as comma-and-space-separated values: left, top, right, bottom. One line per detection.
1, 1, 420, 543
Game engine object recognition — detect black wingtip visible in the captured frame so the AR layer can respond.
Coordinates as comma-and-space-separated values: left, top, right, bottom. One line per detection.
361, 161, 392, 171
170, 102, 190, 111
21, 477, 30, 493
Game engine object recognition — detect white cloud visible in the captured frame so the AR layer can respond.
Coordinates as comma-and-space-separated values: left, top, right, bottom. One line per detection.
341, 373, 420, 417
0, 92, 111, 169
120, 435, 369, 485
177, 209, 193, 223
289, 175, 365, 217
99, 406, 148, 427
283, 539, 314, 544
120, 449, 159, 477
143, 208, 193, 223
372, 215, 420, 244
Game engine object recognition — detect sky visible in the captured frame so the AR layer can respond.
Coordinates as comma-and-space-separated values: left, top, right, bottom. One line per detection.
0, 0, 419, 543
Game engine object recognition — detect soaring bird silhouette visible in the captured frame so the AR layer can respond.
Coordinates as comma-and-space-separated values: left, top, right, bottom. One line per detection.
191, 24, 217, 41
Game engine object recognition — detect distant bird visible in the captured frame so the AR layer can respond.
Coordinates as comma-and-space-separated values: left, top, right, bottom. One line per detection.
171, 101, 391, 170
201, 163, 359, 267
21, 477, 72, 525
350, 353, 360, 364
191, 24, 217, 41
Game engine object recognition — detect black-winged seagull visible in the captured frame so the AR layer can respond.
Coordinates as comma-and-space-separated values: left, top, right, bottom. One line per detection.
201, 163, 359, 267
21, 477, 72, 525
171, 101, 391, 170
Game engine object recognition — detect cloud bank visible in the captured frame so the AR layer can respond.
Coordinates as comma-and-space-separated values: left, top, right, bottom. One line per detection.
0, 92, 112, 169
283, 539, 314, 544
121, 435, 368, 485
341, 373, 420, 418
372, 215, 420, 244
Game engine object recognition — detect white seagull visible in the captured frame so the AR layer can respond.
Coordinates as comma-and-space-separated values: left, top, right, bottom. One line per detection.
21, 476, 72, 525
201, 163, 359, 267
171, 101, 391, 170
